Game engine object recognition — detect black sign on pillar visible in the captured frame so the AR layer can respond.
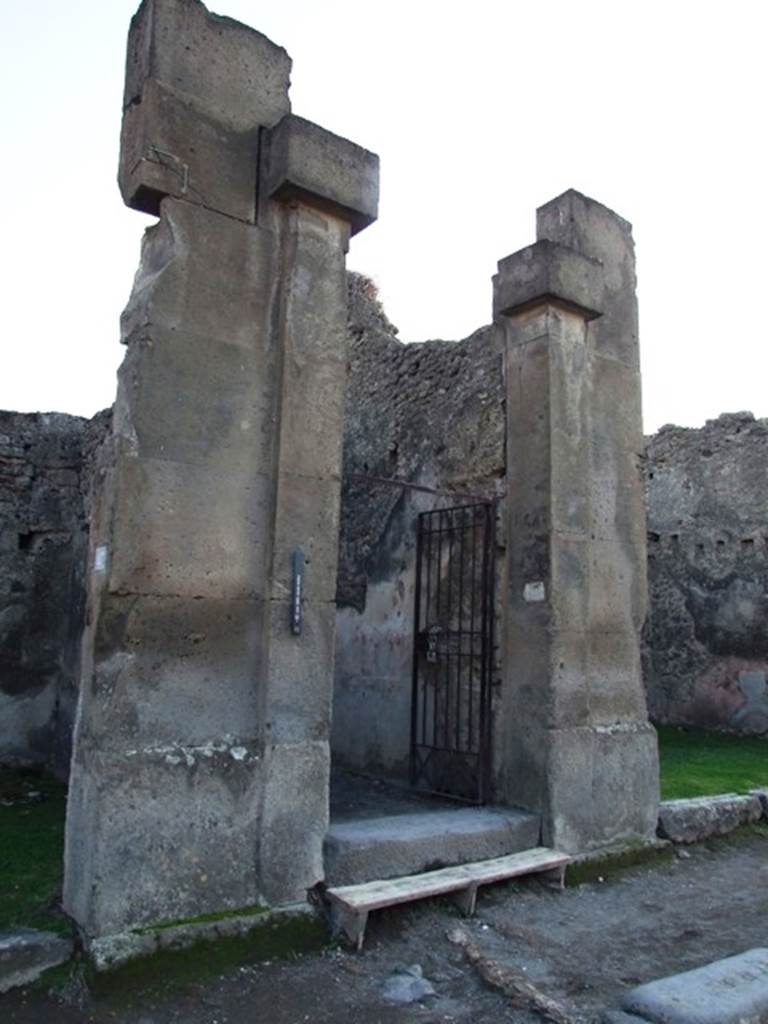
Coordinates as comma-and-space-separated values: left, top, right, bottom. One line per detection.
291, 548, 305, 635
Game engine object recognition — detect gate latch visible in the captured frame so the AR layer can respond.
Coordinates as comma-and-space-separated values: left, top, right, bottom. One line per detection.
426, 625, 441, 663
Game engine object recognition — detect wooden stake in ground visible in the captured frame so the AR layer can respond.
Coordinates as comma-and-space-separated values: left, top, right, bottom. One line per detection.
447, 927, 578, 1024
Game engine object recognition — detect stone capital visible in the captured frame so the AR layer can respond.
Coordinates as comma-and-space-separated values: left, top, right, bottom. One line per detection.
263, 115, 379, 235
493, 239, 604, 322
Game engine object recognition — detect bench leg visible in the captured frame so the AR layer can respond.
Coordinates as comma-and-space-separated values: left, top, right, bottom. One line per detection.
330, 904, 369, 952
451, 884, 478, 916
541, 864, 567, 890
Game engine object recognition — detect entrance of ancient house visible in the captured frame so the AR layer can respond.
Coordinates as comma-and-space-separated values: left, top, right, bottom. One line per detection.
410, 503, 494, 804
325, 490, 536, 888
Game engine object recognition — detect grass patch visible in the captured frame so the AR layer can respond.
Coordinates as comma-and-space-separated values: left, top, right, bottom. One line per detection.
0, 770, 70, 936
658, 725, 768, 800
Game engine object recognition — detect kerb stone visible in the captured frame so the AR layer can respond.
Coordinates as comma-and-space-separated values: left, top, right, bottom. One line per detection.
622, 948, 768, 1024
657, 794, 763, 844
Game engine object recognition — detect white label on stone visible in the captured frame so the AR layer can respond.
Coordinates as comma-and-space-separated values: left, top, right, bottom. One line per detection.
523, 581, 546, 603
94, 545, 108, 573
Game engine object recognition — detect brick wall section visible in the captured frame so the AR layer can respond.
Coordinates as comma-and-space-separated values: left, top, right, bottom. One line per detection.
0, 408, 111, 777
643, 412, 768, 733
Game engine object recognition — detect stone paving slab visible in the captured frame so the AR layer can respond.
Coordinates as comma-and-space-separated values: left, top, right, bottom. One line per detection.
621, 947, 768, 1024
0, 929, 73, 993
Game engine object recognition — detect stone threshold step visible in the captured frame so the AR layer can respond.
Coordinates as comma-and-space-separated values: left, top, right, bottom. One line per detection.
325, 806, 540, 886
325, 846, 570, 951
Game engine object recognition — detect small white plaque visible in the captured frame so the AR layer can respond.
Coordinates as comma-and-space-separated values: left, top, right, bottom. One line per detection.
523, 581, 546, 603
94, 545, 108, 573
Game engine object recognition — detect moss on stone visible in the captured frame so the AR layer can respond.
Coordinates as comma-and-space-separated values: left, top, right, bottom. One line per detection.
86, 912, 328, 1004
566, 841, 674, 886
132, 902, 269, 934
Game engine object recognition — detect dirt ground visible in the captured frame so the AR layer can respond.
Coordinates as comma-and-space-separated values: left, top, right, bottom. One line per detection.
4, 829, 768, 1024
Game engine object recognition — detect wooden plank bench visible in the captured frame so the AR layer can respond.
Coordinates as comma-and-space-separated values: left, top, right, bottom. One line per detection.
325, 846, 570, 951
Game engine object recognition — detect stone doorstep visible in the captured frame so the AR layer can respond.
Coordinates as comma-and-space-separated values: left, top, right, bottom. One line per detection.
324, 806, 541, 887
0, 929, 74, 994
657, 793, 764, 845
620, 947, 768, 1024
86, 902, 315, 972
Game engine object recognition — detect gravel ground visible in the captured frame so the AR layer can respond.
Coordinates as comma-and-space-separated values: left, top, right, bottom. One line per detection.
4, 828, 768, 1024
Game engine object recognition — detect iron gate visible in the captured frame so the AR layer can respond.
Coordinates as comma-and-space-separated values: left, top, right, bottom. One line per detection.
410, 502, 494, 803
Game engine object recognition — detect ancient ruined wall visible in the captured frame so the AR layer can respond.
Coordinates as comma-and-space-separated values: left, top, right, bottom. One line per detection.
644, 412, 768, 733
333, 274, 505, 780
0, 409, 110, 778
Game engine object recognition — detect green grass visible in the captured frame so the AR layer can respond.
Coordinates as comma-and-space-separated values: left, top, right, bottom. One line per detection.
658, 725, 768, 800
0, 770, 71, 936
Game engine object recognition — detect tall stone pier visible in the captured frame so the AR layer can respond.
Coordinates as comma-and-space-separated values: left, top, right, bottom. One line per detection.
64, 0, 377, 938
494, 191, 659, 851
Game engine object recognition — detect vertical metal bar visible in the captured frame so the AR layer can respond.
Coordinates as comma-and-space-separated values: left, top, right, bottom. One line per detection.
445, 508, 454, 752
485, 500, 497, 803
478, 503, 493, 803
410, 513, 425, 786
467, 505, 478, 755
434, 509, 443, 757
455, 506, 466, 753
422, 512, 432, 747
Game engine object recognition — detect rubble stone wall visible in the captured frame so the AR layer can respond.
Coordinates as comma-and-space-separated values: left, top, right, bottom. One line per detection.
644, 412, 768, 733
0, 409, 110, 777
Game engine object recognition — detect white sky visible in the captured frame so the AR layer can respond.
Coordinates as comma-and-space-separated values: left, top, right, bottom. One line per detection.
0, 0, 765, 434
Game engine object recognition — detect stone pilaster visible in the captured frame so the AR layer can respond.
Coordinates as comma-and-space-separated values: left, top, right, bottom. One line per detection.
64, 0, 378, 939
493, 192, 659, 851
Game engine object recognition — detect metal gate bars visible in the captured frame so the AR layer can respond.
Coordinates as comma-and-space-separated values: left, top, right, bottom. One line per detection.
410, 502, 494, 803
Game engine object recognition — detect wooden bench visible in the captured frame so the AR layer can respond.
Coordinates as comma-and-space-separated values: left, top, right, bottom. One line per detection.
325, 846, 570, 950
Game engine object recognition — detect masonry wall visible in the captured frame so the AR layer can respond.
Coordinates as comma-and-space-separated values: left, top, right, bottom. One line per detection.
0, 409, 110, 778
644, 412, 768, 733
333, 275, 505, 781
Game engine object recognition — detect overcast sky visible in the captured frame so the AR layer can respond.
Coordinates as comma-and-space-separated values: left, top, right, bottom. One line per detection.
1, 0, 765, 433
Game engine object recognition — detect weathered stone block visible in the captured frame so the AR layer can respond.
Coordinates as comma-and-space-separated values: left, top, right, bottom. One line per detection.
324, 807, 540, 886
120, 0, 291, 219
494, 240, 604, 321
264, 115, 379, 234
0, 929, 73, 994
622, 948, 768, 1024
65, 747, 264, 935
107, 456, 273, 600
264, 600, 336, 743
123, 0, 291, 129
258, 739, 330, 903
120, 80, 260, 222
84, 594, 266, 747
120, 199, 276, 352
657, 793, 763, 844
271, 474, 342, 604
546, 722, 659, 851
537, 190, 639, 370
